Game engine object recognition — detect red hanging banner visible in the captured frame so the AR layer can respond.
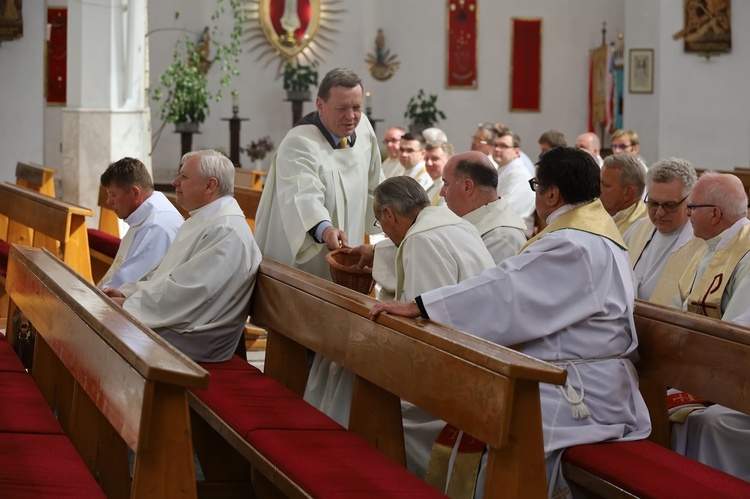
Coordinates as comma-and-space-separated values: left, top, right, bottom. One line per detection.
510, 18, 542, 112
446, 0, 477, 89
47, 8, 67, 104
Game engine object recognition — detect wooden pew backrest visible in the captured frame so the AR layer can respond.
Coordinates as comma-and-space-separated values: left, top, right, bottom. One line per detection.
6, 245, 209, 498
249, 258, 566, 498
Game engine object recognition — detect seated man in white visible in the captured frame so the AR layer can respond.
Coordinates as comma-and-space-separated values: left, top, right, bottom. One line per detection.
600, 153, 648, 235
623, 157, 704, 303
98, 157, 184, 290
491, 127, 535, 237
105, 150, 262, 363
381, 126, 406, 178
372, 147, 650, 498
575, 132, 604, 167
398, 132, 432, 190
424, 140, 453, 206
441, 151, 526, 264
668, 172, 750, 481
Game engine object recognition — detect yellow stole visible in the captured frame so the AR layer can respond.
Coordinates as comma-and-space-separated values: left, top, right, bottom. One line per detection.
678, 224, 750, 319
627, 219, 654, 267
613, 200, 648, 235
519, 199, 626, 254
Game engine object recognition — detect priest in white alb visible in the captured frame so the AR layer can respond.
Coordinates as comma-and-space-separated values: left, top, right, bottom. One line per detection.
623, 157, 704, 303
254, 68, 383, 280
98, 157, 184, 290
441, 151, 526, 264
104, 150, 261, 363
371, 147, 651, 498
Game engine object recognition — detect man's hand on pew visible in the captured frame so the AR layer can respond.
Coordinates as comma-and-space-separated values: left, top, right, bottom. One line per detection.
348, 244, 374, 268
102, 287, 127, 306
370, 300, 421, 320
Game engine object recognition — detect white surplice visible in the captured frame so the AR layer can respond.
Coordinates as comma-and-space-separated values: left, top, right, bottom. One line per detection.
120, 197, 261, 362
419, 204, 651, 497
381, 156, 403, 178
496, 157, 536, 237
462, 198, 526, 265
403, 161, 433, 191
254, 114, 383, 280
303, 207, 494, 436
100, 191, 184, 289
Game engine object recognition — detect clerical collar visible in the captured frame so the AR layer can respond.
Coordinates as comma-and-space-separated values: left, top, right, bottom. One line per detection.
189, 195, 234, 219
296, 111, 357, 149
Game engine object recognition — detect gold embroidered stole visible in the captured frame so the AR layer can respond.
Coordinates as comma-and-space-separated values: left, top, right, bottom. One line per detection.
519, 199, 626, 254
649, 237, 707, 306
678, 224, 750, 319
613, 200, 648, 235
627, 219, 655, 267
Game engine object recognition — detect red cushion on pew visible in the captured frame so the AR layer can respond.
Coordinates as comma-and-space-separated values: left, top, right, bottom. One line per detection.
191, 370, 342, 435
87, 228, 120, 258
0, 433, 105, 498
250, 429, 446, 498
199, 354, 260, 372
0, 238, 9, 277
0, 372, 64, 434
564, 440, 750, 498
0, 338, 26, 372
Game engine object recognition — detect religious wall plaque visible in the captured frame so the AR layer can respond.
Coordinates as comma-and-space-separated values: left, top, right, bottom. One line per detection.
673, 0, 731, 54
0, 0, 23, 42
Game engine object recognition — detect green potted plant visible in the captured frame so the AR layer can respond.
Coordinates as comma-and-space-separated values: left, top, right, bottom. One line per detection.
283, 62, 319, 102
151, 0, 245, 134
404, 89, 446, 135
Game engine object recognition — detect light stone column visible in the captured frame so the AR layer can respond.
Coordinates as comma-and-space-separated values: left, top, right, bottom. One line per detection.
62, 0, 151, 224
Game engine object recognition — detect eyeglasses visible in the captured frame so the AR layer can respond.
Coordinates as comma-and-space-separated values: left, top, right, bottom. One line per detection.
687, 204, 717, 212
645, 195, 688, 213
528, 178, 543, 192
611, 143, 634, 151
400, 148, 421, 154
383, 138, 400, 144
373, 218, 381, 228
493, 144, 516, 150
471, 136, 489, 145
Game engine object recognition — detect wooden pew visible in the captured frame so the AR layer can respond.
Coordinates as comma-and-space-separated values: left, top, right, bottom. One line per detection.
0, 183, 94, 320
0, 162, 60, 250
562, 300, 750, 497
162, 186, 262, 232
88, 186, 122, 283
189, 258, 567, 498
234, 168, 266, 190
4, 245, 209, 498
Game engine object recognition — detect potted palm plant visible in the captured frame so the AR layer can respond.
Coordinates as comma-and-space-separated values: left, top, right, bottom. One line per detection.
404, 89, 446, 135
283, 62, 319, 102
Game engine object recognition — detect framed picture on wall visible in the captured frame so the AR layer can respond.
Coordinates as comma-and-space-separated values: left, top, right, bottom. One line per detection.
629, 48, 654, 94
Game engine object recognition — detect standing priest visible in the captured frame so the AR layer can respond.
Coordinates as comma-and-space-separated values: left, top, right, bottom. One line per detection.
255, 68, 383, 279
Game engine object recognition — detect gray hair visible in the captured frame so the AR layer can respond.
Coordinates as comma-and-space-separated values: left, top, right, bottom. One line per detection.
181, 149, 235, 196
647, 157, 697, 197
374, 177, 429, 217
425, 140, 454, 157
422, 127, 448, 143
318, 68, 362, 101
602, 153, 646, 197
699, 171, 748, 218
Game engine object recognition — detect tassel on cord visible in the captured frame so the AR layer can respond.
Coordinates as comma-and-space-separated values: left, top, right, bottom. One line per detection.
558, 362, 591, 420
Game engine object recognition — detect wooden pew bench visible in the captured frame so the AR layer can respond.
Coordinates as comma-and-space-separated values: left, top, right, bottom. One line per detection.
234, 167, 267, 190
0, 162, 60, 257
189, 258, 567, 498
0, 183, 94, 319
87, 186, 122, 283
4, 245, 209, 498
562, 300, 750, 498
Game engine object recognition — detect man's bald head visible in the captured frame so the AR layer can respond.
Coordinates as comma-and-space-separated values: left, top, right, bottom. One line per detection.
575, 132, 601, 157
441, 151, 499, 217
689, 172, 748, 240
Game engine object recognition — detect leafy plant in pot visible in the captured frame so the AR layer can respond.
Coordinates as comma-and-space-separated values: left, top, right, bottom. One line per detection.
404, 89, 446, 136
150, 0, 245, 138
283, 62, 319, 102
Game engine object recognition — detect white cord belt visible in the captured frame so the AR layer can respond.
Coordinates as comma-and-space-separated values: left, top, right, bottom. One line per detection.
549, 356, 626, 420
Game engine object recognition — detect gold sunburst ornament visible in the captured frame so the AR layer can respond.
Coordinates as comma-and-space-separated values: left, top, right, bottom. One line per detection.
365, 28, 400, 81
242, 0, 345, 69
